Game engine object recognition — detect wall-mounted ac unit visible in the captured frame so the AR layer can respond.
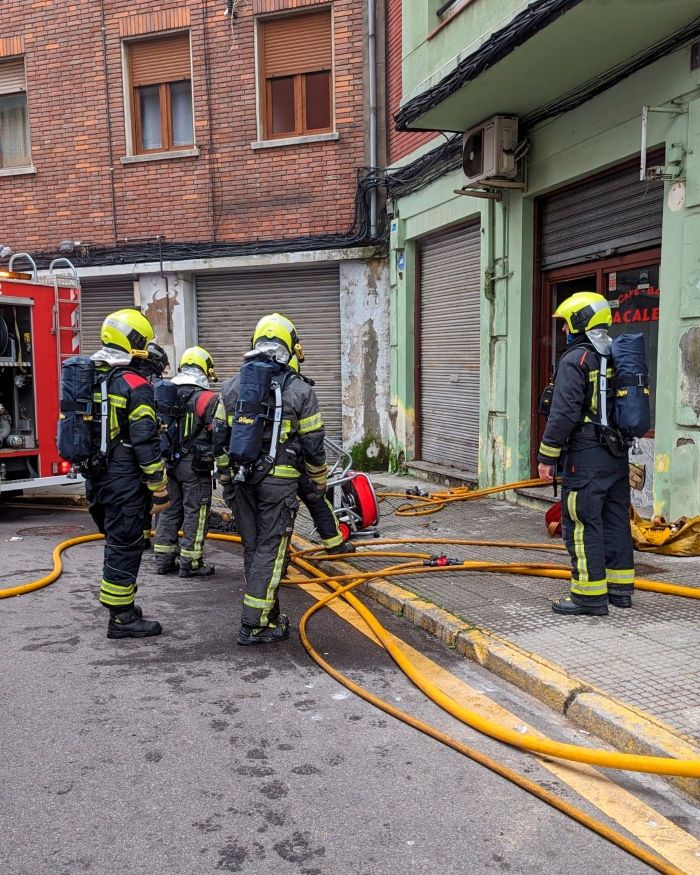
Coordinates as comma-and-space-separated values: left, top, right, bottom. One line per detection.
462, 116, 518, 187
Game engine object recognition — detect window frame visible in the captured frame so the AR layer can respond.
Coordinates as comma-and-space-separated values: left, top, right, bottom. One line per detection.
125, 31, 195, 157
0, 56, 32, 171
257, 9, 335, 143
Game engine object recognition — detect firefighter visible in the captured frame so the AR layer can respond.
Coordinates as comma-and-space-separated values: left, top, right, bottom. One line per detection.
537, 291, 634, 616
154, 346, 219, 577
214, 313, 328, 645
87, 309, 169, 638
288, 354, 354, 556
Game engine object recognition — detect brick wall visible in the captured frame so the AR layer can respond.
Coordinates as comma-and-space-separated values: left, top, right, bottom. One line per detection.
386, 0, 433, 164
0, 0, 366, 251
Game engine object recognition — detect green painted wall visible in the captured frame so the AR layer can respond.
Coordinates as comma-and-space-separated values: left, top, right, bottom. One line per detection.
391, 38, 700, 517
402, 1, 528, 100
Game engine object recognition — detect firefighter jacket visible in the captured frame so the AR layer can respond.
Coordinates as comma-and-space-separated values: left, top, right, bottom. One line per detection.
538, 336, 615, 466
95, 366, 167, 491
213, 370, 327, 488
170, 373, 218, 456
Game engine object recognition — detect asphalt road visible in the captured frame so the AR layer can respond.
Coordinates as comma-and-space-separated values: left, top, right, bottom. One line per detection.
1, 502, 696, 874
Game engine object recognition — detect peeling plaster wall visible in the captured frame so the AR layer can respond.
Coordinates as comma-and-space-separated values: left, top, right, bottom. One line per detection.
339, 259, 391, 447
136, 272, 195, 379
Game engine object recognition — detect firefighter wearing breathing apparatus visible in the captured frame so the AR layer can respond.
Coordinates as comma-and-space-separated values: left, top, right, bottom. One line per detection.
538, 292, 635, 617
87, 309, 169, 638
154, 346, 219, 578
288, 354, 352, 556
213, 313, 328, 645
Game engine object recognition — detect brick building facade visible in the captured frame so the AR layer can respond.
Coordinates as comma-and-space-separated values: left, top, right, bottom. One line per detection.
0, 0, 392, 456
0, 0, 369, 250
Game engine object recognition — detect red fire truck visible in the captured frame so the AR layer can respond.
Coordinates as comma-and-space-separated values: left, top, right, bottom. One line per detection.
0, 254, 81, 497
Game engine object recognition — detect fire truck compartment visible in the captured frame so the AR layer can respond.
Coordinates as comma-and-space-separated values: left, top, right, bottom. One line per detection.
0, 300, 38, 482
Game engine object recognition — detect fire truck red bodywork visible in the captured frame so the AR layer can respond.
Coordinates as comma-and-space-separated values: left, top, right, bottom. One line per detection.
0, 272, 80, 493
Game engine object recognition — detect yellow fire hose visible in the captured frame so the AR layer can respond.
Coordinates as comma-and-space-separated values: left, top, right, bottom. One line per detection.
292, 555, 686, 875
377, 477, 553, 516
1, 527, 698, 873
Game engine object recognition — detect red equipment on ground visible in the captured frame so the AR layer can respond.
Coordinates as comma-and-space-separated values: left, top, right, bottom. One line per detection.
545, 500, 562, 537
0, 254, 81, 497
325, 439, 380, 540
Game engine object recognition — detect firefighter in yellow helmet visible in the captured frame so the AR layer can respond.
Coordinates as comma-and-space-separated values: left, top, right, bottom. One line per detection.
87, 308, 169, 638
538, 292, 634, 616
213, 313, 328, 644
154, 346, 219, 577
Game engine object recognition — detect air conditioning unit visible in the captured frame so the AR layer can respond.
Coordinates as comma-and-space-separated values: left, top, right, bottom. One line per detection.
462, 116, 519, 187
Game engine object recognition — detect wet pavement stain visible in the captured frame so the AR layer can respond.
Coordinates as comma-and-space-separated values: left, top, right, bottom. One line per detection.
216, 840, 252, 872
259, 780, 288, 800
235, 765, 275, 777
291, 764, 321, 775
193, 814, 224, 834
242, 668, 271, 683
21, 635, 80, 651
273, 831, 325, 865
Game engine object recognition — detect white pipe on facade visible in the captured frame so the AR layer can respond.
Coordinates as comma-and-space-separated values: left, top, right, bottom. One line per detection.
368, 0, 378, 238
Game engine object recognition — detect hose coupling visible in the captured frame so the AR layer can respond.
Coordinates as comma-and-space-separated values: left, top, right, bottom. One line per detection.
406, 485, 429, 497
424, 554, 461, 567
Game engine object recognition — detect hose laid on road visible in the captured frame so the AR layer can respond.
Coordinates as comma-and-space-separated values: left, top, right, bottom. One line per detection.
3, 529, 699, 777
293, 557, 686, 875
0, 528, 696, 872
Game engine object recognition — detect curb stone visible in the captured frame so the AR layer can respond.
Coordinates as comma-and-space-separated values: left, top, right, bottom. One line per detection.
351, 569, 700, 800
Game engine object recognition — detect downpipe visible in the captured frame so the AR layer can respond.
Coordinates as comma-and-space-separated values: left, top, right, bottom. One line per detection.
368, 0, 378, 238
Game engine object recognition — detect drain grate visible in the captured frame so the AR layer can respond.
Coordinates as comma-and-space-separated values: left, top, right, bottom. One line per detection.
15, 525, 85, 537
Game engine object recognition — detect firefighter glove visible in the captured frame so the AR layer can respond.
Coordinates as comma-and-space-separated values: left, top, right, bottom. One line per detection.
151, 488, 171, 515
216, 467, 232, 485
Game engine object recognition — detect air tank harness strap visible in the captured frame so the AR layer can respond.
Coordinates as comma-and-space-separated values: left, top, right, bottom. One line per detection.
262, 376, 285, 467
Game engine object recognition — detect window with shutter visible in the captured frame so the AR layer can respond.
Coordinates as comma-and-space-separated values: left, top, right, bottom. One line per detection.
126, 32, 194, 154
0, 57, 30, 169
259, 9, 333, 140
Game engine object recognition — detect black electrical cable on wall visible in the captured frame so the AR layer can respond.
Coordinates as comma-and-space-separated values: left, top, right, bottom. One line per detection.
394, 0, 585, 131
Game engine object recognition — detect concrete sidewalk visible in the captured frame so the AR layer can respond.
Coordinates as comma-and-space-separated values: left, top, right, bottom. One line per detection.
292, 473, 700, 796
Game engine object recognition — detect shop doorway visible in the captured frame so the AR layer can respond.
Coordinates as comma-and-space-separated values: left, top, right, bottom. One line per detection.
531, 249, 660, 473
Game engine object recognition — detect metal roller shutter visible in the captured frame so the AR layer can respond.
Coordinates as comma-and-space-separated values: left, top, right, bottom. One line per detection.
195, 266, 342, 439
79, 277, 136, 355
419, 222, 481, 471
540, 162, 664, 270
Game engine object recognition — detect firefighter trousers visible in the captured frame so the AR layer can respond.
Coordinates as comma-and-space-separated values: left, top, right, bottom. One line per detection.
561, 445, 635, 606
298, 471, 342, 549
154, 455, 212, 568
86, 444, 152, 609
230, 475, 299, 629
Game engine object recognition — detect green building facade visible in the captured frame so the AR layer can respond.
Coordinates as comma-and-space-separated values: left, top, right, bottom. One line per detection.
388, 0, 700, 519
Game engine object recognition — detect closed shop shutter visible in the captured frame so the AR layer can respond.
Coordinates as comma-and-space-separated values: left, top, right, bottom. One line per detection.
419, 222, 481, 471
79, 277, 136, 355
195, 266, 342, 439
540, 162, 664, 270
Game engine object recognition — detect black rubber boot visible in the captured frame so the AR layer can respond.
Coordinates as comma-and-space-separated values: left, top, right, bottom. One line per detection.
237, 614, 289, 646
608, 586, 633, 608
552, 596, 608, 616
179, 560, 215, 578
107, 606, 162, 639
155, 554, 178, 575
324, 540, 356, 555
